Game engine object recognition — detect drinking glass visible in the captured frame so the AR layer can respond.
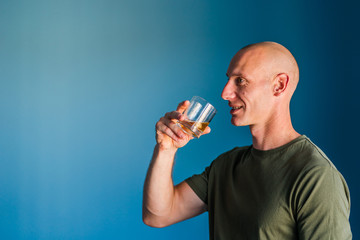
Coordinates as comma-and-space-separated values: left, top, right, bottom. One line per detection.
177, 96, 217, 138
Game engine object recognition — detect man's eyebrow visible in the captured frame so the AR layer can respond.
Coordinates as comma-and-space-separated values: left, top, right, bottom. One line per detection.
226, 73, 246, 79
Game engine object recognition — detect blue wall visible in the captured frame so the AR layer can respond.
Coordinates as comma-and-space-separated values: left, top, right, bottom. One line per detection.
0, 0, 359, 239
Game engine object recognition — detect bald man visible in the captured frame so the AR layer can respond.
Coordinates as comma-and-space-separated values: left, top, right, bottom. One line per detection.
143, 42, 352, 239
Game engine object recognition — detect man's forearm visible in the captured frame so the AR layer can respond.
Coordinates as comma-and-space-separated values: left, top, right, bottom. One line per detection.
143, 144, 178, 226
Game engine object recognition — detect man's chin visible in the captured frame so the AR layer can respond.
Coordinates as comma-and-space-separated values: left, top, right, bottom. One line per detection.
231, 117, 247, 127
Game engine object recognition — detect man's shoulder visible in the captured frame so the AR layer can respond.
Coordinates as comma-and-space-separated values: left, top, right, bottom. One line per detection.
296, 136, 336, 169
283, 136, 344, 185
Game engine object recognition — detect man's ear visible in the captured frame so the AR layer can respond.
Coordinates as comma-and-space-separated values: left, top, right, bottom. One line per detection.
273, 73, 289, 96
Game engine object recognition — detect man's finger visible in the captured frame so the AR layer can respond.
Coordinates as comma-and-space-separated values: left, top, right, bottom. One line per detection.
156, 120, 183, 141
162, 117, 187, 139
202, 126, 211, 135
176, 100, 190, 113
165, 111, 183, 121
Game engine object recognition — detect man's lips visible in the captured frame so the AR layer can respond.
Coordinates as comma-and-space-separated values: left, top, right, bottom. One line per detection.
229, 104, 244, 114
228, 102, 242, 108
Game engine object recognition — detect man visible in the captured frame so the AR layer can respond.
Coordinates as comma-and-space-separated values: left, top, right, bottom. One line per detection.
143, 42, 352, 239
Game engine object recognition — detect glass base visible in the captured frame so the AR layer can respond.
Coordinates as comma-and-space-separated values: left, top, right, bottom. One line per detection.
176, 121, 201, 138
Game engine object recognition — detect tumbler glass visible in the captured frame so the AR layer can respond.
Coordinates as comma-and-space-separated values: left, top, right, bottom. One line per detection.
177, 96, 217, 138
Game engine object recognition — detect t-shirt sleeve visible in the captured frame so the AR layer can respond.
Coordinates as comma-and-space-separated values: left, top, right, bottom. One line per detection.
295, 165, 352, 239
185, 165, 211, 205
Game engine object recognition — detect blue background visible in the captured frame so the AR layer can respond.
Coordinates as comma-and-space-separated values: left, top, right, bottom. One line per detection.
0, 0, 359, 239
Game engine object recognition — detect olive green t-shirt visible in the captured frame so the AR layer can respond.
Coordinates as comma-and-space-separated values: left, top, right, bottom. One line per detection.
185, 135, 352, 239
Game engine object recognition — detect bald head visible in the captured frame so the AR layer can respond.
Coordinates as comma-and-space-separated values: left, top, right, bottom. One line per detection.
223, 42, 300, 129
230, 41, 299, 98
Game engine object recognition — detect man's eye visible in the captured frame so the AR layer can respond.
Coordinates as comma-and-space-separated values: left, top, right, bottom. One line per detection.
236, 78, 245, 84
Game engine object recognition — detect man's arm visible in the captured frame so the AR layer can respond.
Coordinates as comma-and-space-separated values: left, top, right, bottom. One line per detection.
296, 166, 352, 239
142, 101, 209, 228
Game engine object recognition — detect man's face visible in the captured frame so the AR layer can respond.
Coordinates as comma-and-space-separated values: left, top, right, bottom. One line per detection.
222, 48, 275, 127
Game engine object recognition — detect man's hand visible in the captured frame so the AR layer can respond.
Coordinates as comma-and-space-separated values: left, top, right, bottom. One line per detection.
155, 100, 211, 150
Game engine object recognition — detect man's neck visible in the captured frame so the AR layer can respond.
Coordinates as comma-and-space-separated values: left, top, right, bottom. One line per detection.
249, 112, 300, 151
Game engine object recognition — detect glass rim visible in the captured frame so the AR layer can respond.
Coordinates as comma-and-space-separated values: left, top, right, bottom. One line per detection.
191, 96, 217, 113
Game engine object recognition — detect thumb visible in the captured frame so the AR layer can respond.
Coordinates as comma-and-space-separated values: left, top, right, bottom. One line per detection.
176, 100, 190, 113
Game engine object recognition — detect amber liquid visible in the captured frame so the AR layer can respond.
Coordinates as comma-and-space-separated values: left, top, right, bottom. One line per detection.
178, 120, 209, 137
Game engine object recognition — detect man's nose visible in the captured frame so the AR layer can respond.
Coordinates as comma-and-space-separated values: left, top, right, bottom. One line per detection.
221, 81, 235, 100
